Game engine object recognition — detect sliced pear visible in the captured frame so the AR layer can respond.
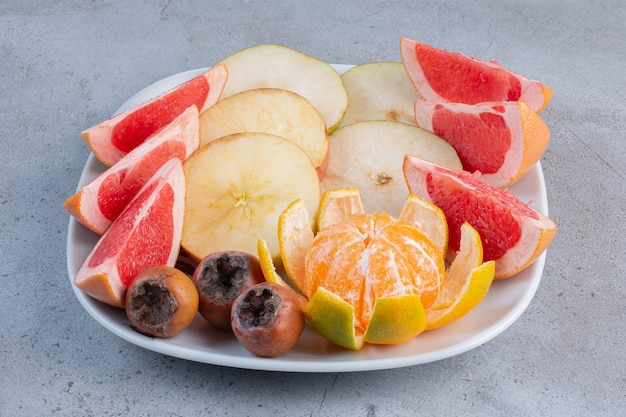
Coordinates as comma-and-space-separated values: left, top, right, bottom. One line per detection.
320, 120, 462, 216
339, 62, 420, 128
182, 132, 320, 262
199, 88, 329, 176
216, 44, 348, 132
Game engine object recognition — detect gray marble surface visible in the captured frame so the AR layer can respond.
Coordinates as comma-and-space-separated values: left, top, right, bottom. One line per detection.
1, 1, 624, 416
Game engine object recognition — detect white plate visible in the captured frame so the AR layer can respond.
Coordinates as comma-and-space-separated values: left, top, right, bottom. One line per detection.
66, 65, 549, 372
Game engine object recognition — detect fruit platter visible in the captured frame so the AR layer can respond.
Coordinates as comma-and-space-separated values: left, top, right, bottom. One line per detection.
66, 40, 556, 372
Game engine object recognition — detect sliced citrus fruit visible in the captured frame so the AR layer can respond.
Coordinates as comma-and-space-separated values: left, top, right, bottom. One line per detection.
398, 193, 448, 259
339, 61, 420, 127
316, 188, 365, 232
217, 44, 348, 132
425, 222, 495, 330
320, 120, 462, 215
414, 100, 550, 188
64, 106, 199, 235
400, 38, 552, 113
82, 64, 227, 166
403, 155, 557, 279
198, 88, 329, 177
277, 199, 315, 294
181, 132, 320, 263
73, 159, 186, 307
304, 209, 444, 350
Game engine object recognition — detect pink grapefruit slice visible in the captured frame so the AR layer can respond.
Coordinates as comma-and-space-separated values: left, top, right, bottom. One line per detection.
403, 155, 556, 280
400, 38, 552, 113
73, 159, 186, 307
64, 106, 199, 235
82, 64, 226, 166
414, 100, 550, 188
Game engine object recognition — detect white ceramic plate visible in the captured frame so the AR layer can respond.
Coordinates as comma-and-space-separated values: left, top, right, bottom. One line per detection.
66, 65, 549, 372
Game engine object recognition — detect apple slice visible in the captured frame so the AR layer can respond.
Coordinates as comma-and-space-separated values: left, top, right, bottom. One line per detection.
340, 62, 421, 127
182, 132, 321, 263
199, 88, 329, 178
216, 44, 348, 132
320, 120, 462, 216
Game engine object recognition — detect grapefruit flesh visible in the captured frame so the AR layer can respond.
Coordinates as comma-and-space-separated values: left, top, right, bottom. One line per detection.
414, 100, 550, 187
74, 159, 186, 307
403, 155, 556, 279
400, 38, 552, 113
82, 64, 227, 166
64, 106, 199, 235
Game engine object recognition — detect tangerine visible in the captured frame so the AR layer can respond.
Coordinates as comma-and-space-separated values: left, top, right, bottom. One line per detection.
304, 211, 444, 348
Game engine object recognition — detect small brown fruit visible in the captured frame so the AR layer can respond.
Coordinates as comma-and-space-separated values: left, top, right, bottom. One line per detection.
125, 266, 199, 338
192, 251, 264, 329
231, 282, 305, 357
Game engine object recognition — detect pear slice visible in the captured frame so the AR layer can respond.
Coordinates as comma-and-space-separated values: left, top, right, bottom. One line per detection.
339, 62, 420, 128
199, 88, 329, 177
320, 120, 462, 216
182, 132, 320, 263
216, 44, 348, 132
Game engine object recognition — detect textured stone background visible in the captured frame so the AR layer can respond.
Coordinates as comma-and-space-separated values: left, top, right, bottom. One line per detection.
1, 1, 624, 416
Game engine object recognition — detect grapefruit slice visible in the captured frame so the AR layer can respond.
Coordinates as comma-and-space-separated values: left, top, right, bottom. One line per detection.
73, 159, 186, 307
64, 106, 199, 235
320, 120, 462, 216
339, 61, 420, 127
216, 44, 348, 132
403, 155, 556, 279
82, 64, 227, 166
400, 38, 552, 113
414, 100, 550, 187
